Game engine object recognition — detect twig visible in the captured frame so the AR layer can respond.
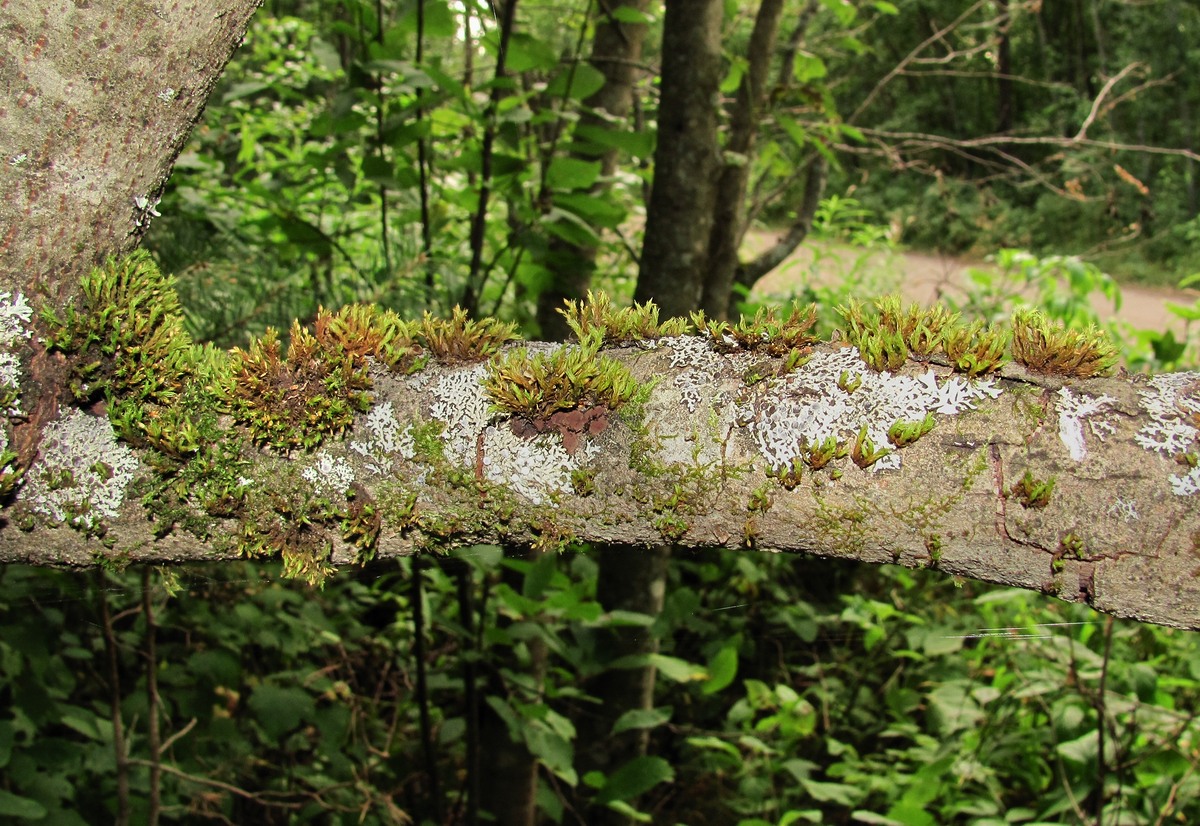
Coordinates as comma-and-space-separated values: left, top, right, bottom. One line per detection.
142, 569, 162, 826
98, 570, 132, 826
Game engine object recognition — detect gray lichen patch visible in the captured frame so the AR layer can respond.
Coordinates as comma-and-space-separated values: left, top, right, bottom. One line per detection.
1055, 386, 1118, 462
20, 408, 139, 531
736, 346, 1002, 473
427, 361, 580, 505
1133, 372, 1200, 495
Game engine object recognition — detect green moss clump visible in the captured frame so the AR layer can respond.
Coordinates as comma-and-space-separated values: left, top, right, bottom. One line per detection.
420, 306, 519, 363
942, 320, 1009, 377
887, 414, 936, 448
559, 291, 690, 344
1010, 470, 1055, 509
692, 302, 819, 358
227, 320, 372, 451
1010, 309, 1118, 377
484, 335, 638, 420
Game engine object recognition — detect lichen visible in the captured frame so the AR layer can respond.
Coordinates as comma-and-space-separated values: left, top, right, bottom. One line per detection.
349, 401, 416, 475
738, 347, 1001, 474
20, 408, 139, 533
1055, 386, 1117, 462
1132, 372, 1200, 495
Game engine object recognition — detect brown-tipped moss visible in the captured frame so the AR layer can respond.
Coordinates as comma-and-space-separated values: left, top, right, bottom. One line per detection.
850, 426, 891, 469
420, 306, 519, 363
1009, 470, 1055, 509
1010, 309, 1118, 377
692, 302, 820, 357
559, 291, 690, 343
483, 337, 639, 421
228, 323, 371, 451
317, 304, 425, 373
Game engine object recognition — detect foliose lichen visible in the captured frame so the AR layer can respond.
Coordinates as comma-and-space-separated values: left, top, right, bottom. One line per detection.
1055, 386, 1117, 462
1133, 372, 1200, 495
20, 408, 140, 532
738, 346, 1001, 474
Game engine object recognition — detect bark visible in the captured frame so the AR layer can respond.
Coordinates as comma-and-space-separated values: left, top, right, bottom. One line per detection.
701, 0, 785, 320
535, 0, 652, 342
633, 0, 724, 318
0, 0, 261, 300
1, 319, 1199, 632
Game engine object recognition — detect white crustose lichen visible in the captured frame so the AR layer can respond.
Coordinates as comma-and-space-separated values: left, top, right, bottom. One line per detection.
350, 401, 415, 475
301, 452, 357, 497
738, 347, 1002, 473
1056, 386, 1117, 462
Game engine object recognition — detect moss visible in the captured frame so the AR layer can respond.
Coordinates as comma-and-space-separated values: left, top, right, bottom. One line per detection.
747, 482, 774, 513
227, 322, 372, 451
559, 291, 690, 343
41, 251, 194, 407
484, 333, 638, 421
850, 426, 891, 469
838, 295, 1007, 376
925, 534, 943, 564
1011, 308, 1118, 377
654, 512, 690, 542
571, 467, 596, 497
420, 306, 519, 363
1009, 470, 1055, 509
887, 414, 936, 448
692, 301, 819, 357
1059, 531, 1087, 559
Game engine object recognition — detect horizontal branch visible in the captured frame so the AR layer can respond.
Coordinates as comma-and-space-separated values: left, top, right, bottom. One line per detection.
1, 304, 1198, 628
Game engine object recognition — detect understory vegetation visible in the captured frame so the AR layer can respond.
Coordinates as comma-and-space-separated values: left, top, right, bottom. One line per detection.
4, 1, 1200, 824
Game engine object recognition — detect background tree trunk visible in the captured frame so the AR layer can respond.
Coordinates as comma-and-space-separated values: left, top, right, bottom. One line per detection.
535, 0, 652, 342
702, 0, 785, 320
633, 0, 724, 318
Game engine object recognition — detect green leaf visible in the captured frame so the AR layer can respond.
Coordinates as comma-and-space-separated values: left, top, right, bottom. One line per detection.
594, 756, 674, 804
609, 653, 707, 683
546, 158, 602, 190
554, 192, 626, 228
546, 64, 607, 100
872, 1, 900, 13
792, 54, 827, 84
525, 725, 577, 785
609, 6, 654, 23
248, 684, 315, 740
499, 31, 559, 72
574, 125, 656, 158
702, 643, 739, 695
801, 779, 862, 806
776, 114, 808, 150
0, 790, 48, 819
611, 706, 672, 736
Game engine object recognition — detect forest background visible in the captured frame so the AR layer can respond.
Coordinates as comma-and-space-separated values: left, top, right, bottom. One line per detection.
4, 0, 1200, 824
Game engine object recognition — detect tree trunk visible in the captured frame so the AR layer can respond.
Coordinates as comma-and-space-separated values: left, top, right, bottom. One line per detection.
702, 0, 785, 320
0, 0, 262, 299
633, 0, 724, 318
535, 0, 653, 342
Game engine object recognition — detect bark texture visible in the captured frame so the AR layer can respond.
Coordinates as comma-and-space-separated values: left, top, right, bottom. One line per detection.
633, 0, 724, 318
1, 329, 1198, 631
0, 0, 261, 298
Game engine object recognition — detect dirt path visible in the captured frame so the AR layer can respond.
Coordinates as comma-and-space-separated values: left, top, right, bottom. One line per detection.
744, 234, 1198, 335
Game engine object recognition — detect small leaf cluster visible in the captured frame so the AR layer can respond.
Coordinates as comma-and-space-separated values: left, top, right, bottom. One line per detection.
559, 291, 690, 344
1009, 470, 1055, 509
420, 306, 519, 363
228, 322, 371, 451
692, 302, 819, 358
1010, 309, 1118, 377
484, 336, 638, 420
838, 296, 1008, 376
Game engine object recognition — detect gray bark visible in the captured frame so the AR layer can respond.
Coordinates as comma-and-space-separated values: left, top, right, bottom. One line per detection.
0, 0, 261, 299
1, 332, 1198, 631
